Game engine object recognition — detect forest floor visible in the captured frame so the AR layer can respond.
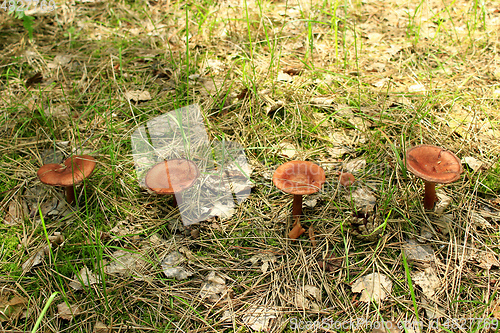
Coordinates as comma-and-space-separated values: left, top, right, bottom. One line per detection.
1, 0, 500, 332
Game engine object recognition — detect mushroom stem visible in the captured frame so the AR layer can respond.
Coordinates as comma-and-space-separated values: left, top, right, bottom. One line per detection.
65, 185, 76, 205
423, 181, 436, 210
172, 195, 182, 208
292, 194, 303, 217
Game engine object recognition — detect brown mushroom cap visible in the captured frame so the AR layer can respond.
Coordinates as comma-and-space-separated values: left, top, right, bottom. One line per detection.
273, 161, 326, 195
145, 159, 199, 195
405, 145, 462, 184
37, 155, 96, 186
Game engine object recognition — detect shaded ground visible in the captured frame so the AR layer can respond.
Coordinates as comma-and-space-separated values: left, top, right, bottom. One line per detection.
0, 0, 500, 332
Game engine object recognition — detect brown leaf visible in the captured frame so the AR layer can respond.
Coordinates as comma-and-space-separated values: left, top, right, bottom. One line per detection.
26, 72, 43, 88
288, 219, 305, 239
57, 302, 82, 320
4, 197, 28, 225
282, 67, 303, 76
0, 295, 27, 322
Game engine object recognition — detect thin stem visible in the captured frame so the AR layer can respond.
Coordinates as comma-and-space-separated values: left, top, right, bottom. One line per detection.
65, 185, 75, 205
292, 194, 303, 217
423, 181, 436, 210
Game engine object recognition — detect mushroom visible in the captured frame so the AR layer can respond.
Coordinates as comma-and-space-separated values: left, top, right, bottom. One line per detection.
273, 160, 326, 218
338, 172, 355, 187
37, 155, 96, 205
405, 145, 462, 210
145, 159, 199, 207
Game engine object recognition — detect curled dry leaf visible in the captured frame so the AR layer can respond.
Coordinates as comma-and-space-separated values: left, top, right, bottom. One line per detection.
351, 273, 392, 303
241, 305, 277, 332
57, 302, 82, 320
411, 266, 441, 298
249, 253, 277, 274
22, 246, 49, 272
434, 191, 452, 215
295, 285, 321, 310
303, 198, 317, 208
200, 271, 229, 303
422, 298, 446, 319
69, 266, 101, 290
289, 219, 306, 240
463, 156, 486, 172
125, 90, 152, 102
161, 251, 193, 280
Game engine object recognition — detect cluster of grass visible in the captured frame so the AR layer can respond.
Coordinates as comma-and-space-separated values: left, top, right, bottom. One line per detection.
0, 0, 499, 332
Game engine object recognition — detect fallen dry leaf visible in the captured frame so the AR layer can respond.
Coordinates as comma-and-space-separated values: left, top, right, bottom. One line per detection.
344, 158, 366, 173
249, 253, 277, 274
69, 266, 101, 290
294, 285, 321, 310
57, 302, 82, 320
434, 191, 452, 215
403, 239, 435, 262
412, 266, 441, 297
492, 300, 500, 319
351, 273, 392, 303
471, 211, 492, 229
475, 251, 500, 270
48, 55, 72, 69
241, 305, 277, 332
161, 251, 193, 280
463, 156, 486, 172
288, 218, 306, 240
210, 202, 236, 220
0, 295, 27, 322
104, 250, 144, 276
22, 246, 49, 272
4, 196, 28, 225
346, 187, 377, 214
200, 271, 228, 303
93, 321, 111, 333
276, 142, 297, 159
276, 71, 293, 83
125, 90, 152, 102
304, 198, 317, 208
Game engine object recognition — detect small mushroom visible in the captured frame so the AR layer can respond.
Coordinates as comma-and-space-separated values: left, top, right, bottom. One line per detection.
145, 159, 199, 207
273, 161, 326, 218
405, 145, 462, 210
37, 155, 96, 205
338, 172, 355, 187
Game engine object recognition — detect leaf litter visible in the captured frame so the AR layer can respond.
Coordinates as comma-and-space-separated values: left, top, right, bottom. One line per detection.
161, 251, 193, 280
351, 273, 392, 303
